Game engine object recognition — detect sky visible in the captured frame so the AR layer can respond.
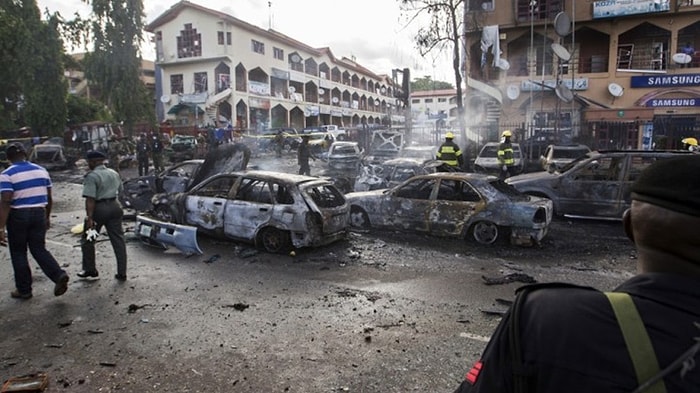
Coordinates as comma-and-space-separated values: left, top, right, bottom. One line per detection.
36, 0, 456, 84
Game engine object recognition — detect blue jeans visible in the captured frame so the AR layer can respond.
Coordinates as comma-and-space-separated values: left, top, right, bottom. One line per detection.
8, 207, 65, 294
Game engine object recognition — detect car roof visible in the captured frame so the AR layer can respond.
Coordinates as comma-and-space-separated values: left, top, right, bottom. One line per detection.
410, 172, 498, 182
548, 144, 590, 149
224, 170, 334, 186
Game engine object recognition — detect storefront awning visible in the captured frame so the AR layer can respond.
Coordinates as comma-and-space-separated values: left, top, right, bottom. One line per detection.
167, 103, 204, 115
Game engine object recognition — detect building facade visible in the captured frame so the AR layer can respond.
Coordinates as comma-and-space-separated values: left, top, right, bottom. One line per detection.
464, 0, 700, 151
145, 0, 406, 134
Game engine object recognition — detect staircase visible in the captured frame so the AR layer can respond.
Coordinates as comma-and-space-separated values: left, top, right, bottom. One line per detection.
203, 88, 232, 125
485, 100, 501, 124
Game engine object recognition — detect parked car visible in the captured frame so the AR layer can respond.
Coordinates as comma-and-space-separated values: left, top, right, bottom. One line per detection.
473, 142, 523, 176
326, 141, 363, 171
506, 149, 693, 220
138, 170, 349, 253
120, 143, 250, 212
400, 145, 436, 161
540, 144, 591, 172
345, 172, 553, 246
168, 134, 198, 163
320, 125, 347, 141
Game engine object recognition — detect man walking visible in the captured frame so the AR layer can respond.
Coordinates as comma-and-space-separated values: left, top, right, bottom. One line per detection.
0, 142, 69, 299
78, 151, 127, 281
297, 135, 315, 176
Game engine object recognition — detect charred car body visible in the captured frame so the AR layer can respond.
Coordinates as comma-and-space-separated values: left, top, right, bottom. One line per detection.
137, 170, 349, 254
28, 143, 68, 171
346, 172, 552, 246
506, 150, 692, 220
120, 143, 250, 212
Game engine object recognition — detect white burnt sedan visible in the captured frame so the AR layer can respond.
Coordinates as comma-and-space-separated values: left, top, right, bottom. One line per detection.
345, 172, 553, 246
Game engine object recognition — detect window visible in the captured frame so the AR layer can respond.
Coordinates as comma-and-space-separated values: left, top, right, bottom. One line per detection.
194, 72, 208, 93
306, 185, 345, 208
517, 0, 562, 21
273, 47, 284, 60
425, 98, 433, 103
170, 74, 183, 94
226, 32, 231, 45
177, 23, 202, 58
236, 178, 272, 204
252, 39, 265, 55
395, 178, 437, 200
412, 99, 420, 104
195, 176, 236, 197
217, 31, 224, 45
467, 0, 494, 11
438, 98, 447, 103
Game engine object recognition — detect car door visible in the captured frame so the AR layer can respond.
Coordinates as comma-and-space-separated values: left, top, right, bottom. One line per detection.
429, 179, 483, 236
380, 177, 438, 232
160, 161, 202, 194
184, 175, 237, 231
224, 177, 275, 240
557, 155, 627, 218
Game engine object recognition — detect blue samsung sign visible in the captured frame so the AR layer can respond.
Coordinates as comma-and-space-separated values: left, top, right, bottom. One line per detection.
631, 74, 700, 88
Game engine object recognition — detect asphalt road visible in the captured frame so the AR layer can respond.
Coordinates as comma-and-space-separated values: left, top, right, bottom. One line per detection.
0, 152, 637, 392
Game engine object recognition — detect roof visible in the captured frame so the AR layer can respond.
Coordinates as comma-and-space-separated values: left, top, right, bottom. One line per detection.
145, 0, 385, 80
411, 89, 457, 98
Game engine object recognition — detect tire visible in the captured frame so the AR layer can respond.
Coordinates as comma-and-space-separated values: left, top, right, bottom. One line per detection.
471, 221, 499, 245
153, 204, 174, 222
257, 227, 291, 253
349, 206, 371, 229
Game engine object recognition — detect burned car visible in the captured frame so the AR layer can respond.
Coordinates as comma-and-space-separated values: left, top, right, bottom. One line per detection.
346, 172, 553, 246
363, 129, 404, 164
168, 134, 198, 163
137, 170, 349, 254
540, 144, 591, 173
506, 149, 692, 220
29, 143, 68, 170
353, 158, 443, 191
120, 143, 250, 212
326, 141, 363, 171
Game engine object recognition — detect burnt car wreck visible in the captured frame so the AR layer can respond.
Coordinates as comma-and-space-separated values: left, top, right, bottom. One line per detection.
345, 172, 553, 246
136, 170, 349, 254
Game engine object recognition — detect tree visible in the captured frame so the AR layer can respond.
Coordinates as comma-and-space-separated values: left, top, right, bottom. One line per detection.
411, 76, 454, 91
398, 0, 467, 147
62, 0, 154, 137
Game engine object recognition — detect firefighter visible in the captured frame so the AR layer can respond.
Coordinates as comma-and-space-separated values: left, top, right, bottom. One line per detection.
681, 137, 698, 152
436, 132, 464, 171
497, 130, 515, 179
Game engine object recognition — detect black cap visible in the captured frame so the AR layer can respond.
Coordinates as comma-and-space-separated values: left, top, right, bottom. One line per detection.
631, 155, 700, 216
86, 150, 107, 160
5, 142, 27, 157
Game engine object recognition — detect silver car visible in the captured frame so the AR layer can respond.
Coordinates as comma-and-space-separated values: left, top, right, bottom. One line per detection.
137, 170, 349, 254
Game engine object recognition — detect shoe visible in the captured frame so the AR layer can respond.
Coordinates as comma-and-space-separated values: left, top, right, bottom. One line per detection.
114, 274, 127, 281
54, 274, 69, 296
11, 290, 32, 299
77, 270, 99, 278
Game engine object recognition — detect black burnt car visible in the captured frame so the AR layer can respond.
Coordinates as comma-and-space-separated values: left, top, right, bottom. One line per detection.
120, 143, 250, 212
168, 134, 198, 162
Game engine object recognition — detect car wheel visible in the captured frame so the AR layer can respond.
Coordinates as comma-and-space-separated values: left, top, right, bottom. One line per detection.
153, 204, 173, 222
471, 221, 499, 245
258, 227, 291, 253
349, 206, 370, 229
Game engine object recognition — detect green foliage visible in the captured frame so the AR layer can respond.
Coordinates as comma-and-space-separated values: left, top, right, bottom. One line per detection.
411, 76, 454, 91
66, 94, 112, 125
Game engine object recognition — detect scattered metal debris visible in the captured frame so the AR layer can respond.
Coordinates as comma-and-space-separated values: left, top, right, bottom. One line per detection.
127, 304, 149, 313
203, 254, 220, 264
223, 303, 249, 311
481, 273, 536, 285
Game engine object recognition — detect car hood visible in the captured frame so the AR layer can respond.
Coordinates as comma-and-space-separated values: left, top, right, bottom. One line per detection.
190, 143, 250, 186
506, 170, 558, 185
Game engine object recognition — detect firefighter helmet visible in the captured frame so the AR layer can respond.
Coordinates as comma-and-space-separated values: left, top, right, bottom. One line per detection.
502, 130, 512, 137
682, 137, 698, 146
445, 132, 455, 139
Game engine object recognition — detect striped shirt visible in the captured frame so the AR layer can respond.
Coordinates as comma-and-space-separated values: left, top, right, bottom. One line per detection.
0, 161, 52, 208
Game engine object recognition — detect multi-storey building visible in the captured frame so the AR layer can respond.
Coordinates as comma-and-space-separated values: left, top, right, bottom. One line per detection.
464, 0, 700, 150
145, 0, 406, 134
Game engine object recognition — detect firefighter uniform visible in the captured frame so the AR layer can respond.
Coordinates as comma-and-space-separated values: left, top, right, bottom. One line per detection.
436, 132, 464, 169
453, 276, 700, 392
497, 130, 515, 179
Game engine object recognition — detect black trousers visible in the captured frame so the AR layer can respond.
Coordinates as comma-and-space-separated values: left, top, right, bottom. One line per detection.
81, 200, 127, 276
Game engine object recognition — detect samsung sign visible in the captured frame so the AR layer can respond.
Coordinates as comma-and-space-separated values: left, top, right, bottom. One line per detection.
593, 0, 670, 19
645, 98, 700, 107
631, 74, 700, 88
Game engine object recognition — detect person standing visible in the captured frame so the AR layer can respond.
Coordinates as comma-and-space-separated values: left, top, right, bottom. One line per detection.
150, 132, 165, 173
107, 135, 122, 175
453, 155, 700, 393
436, 132, 464, 171
273, 130, 284, 157
78, 151, 127, 281
135, 133, 150, 176
297, 135, 316, 176
497, 130, 515, 179
0, 142, 69, 299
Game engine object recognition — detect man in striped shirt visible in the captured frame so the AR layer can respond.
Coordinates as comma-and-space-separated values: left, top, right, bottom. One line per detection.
0, 142, 69, 299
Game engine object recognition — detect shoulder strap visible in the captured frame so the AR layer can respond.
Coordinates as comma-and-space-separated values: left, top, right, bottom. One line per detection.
605, 292, 667, 393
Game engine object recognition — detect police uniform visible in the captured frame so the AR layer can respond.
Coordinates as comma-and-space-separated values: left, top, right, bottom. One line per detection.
454, 275, 700, 392
79, 151, 127, 280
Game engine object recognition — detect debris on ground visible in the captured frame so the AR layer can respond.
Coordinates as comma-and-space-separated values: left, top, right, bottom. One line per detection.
481, 273, 536, 285
223, 303, 249, 311
127, 304, 149, 313
1, 373, 49, 392
203, 254, 220, 263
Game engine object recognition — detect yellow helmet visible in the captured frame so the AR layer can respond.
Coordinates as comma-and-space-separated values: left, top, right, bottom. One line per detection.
682, 137, 698, 146
445, 132, 455, 139
502, 130, 512, 137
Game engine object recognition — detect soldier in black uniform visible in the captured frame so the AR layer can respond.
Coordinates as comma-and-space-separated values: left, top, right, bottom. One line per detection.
453, 155, 700, 393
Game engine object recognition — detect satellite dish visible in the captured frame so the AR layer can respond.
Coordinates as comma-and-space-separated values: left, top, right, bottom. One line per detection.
672, 53, 692, 64
553, 12, 572, 37
506, 84, 520, 100
551, 43, 571, 61
288, 86, 296, 93
332, 97, 339, 104
381, 87, 387, 94
607, 83, 624, 97
496, 58, 510, 70
555, 83, 574, 103
318, 88, 325, 95
374, 99, 381, 106
160, 95, 171, 103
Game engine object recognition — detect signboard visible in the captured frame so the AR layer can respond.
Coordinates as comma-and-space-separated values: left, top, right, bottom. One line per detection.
180, 92, 208, 104
248, 81, 270, 95
521, 78, 589, 92
645, 98, 700, 107
270, 68, 289, 80
631, 74, 700, 88
642, 123, 654, 151
593, 0, 670, 19
249, 97, 270, 109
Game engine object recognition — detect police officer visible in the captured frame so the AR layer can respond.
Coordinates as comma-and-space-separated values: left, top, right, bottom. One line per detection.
78, 151, 127, 281
453, 155, 700, 393
436, 132, 464, 170
151, 132, 165, 173
136, 133, 150, 176
497, 130, 515, 179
